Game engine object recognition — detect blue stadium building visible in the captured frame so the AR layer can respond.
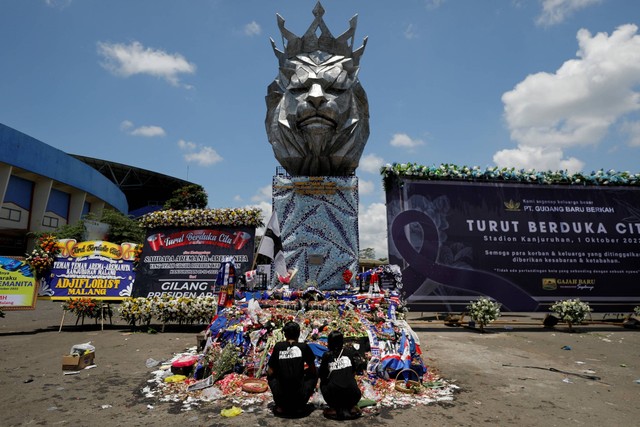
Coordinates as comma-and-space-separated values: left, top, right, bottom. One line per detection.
0, 123, 194, 255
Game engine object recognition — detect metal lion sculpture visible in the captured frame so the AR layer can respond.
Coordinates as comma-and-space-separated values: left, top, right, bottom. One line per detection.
266, 2, 369, 177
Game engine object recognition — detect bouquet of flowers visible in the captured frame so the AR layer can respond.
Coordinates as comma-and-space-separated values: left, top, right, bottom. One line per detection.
119, 297, 154, 327
205, 343, 241, 383
25, 234, 60, 278
467, 297, 501, 331
152, 294, 182, 325
550, 299, 591, 330
62, 298, 101, 319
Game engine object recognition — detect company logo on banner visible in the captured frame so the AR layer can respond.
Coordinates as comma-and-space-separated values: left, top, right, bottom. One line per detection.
133, 227, 255, 298
38, 240, 139, 300
542, 278, 557, 290
0, 256, 37, 310
504, 200, 521, 212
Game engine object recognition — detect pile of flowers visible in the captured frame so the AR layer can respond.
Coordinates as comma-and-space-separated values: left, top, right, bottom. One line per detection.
119, 295, 218, 328
62, 298, 101, 319
466, 297, 501, 331
139, 208, 263, 229
550, 299, 592, 330
25, 234, 60, 277
152, 295, 218, 325
204, 342, 242, 384
142, 295, 458, 414
381, 163, 640, 190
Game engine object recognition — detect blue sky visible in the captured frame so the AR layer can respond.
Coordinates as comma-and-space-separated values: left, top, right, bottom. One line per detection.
1, 0, 639, 258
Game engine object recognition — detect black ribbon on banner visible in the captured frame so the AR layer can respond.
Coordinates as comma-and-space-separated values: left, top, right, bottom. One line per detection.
391, 210, 538, 311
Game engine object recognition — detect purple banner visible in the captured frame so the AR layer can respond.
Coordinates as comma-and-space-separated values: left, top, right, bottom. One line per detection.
133, 227, 255, 298
386, 180, 640, 312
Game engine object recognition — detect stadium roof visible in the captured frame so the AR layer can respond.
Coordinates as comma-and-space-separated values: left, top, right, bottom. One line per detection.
71, 155, 196, 215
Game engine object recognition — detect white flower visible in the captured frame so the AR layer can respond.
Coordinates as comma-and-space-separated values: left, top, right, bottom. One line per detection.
467, 298, 501, 328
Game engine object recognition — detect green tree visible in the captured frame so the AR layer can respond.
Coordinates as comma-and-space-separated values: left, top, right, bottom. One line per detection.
359, 247, 376, 259
54, 214, 94, 241
30, 210, 145, 244
163, 184, 208, 210
99, 209, 145, 243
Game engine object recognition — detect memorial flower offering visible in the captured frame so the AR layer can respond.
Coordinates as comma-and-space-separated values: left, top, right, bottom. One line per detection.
550, 299, 592, 329
25, 247, 55, 277
119, 297, 154, 327
25, 234, 61, 277
141, 292, 457, 412
62, 297, 101, 319
467, 297, 501, 331
381, 163, 640, 190
139, 208, 263, 229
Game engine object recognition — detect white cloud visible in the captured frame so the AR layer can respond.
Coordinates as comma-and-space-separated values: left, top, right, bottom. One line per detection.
404, 24, 418, 40
425, 0, 446, 10
390, 133, 425, 149
244, 21, 262, 36
177, 140, 222, 166
359, 180, 375, 195
359, 202, 388, 260
45, 0, 72, 9
499, 24, 640, 171
493, 145, 584, 172
233, 195, 243, 202
97, 41, 196, 87
251, 185, 272, 202
120, 120, 165, 137
184, 147, 223, 166
130, 125, 165, 138
620, 120, 640, 147
536, 0, 602, 27
177, 139, 197, 150
246, 201, 272, 236
359, 153, 385, 174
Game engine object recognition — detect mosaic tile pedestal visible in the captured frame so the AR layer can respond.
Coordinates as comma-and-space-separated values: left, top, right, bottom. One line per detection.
272, 175, 359, 290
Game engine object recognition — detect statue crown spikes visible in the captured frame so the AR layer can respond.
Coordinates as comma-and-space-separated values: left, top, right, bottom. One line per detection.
270, 2, 368, 67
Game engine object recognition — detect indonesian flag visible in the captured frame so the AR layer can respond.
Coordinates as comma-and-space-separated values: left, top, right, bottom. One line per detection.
257, 211, 288, 279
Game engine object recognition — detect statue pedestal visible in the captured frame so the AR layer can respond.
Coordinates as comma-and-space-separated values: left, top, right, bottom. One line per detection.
273, 175, 359, 290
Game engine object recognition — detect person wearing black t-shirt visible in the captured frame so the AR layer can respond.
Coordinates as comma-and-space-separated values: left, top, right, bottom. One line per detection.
319, 330, 363, 420
267, 321, 318, 417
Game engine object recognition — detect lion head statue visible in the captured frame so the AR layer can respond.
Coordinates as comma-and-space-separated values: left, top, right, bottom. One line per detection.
265, 3, 369, 176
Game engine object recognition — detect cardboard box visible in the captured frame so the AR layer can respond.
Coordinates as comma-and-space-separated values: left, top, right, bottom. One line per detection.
62, 351, 95, 371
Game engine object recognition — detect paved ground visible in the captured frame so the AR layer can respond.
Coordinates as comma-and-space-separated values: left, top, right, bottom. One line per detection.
1, 302, 639, 426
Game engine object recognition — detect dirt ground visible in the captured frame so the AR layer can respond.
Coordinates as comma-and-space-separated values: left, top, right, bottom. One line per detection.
1, 302, 639, 427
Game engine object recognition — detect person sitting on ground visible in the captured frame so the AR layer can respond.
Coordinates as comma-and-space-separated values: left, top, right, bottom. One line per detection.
319, 330, 363, 420
267, 321, 318, 417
